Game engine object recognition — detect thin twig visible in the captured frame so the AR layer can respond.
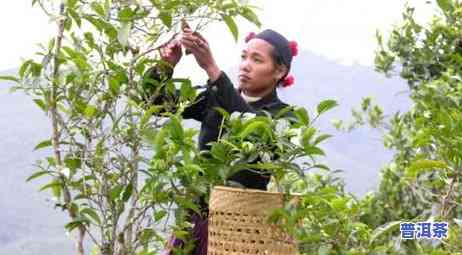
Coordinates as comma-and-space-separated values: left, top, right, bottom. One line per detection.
49, 2, 86, 255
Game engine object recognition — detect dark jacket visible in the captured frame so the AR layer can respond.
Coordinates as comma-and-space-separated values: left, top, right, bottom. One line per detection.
144, 68, 292, 189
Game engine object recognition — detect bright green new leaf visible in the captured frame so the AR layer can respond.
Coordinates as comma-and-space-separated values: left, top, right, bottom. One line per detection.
84, 32, 97, 49
301, 127, 316, 147
152, 128, 167, 152
304, 146, 325, 156
222, 15, 239, 42
68, 8, 81, 27
118, 7, 134, 22
26, 170, 51, 182
91, 2, 106, 17
313, 134, 332, 146
84, 105, 98, 119
64, 157, 81, 171
294, 107, 310, 125
34, 139, 52, 151
437, 0, 452, 13
65, 218, 87, 232
33, 99, 48, 112
154, 210, 167, 222
19, 60, 33, 79
0, 75, 19, 83
241, 7, 261, 27
110, 185, 123, 201
80, 208, 101, 225
122, 183, 133, 202
39, 180, 62, 192
405, 159, 449, 180
239, 120, 272, 139
369, 220, 401, 244
168, 116, 184, 143
317, 99, 338, 115
66, 0, 78, 9
159, 11, 172, 28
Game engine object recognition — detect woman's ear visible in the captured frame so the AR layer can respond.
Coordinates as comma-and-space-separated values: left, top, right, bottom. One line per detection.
275, 64, 288, 81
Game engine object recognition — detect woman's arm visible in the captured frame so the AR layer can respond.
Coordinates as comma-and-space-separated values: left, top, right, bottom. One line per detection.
140, 39, 181, 105
207, 71, 255, 113
140, 39, 208, 121
179, 30, 255, 114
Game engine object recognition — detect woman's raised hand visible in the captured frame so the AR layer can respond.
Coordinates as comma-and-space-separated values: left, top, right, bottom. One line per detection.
180, 28, 221, 82
160, 39, 182, 68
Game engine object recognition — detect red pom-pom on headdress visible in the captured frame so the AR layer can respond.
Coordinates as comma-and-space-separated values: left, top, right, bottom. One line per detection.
288, 41, 298, 57
245, 32, 256, 43
282, 74, 295, 88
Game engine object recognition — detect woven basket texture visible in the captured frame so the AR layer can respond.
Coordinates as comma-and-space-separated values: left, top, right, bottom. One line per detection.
207, 186, 297, 255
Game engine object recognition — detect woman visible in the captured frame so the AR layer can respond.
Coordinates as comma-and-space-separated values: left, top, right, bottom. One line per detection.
145, 28, 298, 254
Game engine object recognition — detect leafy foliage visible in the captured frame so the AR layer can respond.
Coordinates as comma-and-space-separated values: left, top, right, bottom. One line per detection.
346, 0, 462, 253
4, 0, 261, 254
5, 0, 462, 254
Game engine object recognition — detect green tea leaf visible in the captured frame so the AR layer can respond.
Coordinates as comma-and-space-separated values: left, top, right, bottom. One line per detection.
313, 134, 332, 145
370, 220, 401, 244
68, 8, 81, 27
26, 170, 51, 182
84, 105, 98, 118
80, 208, 101, 225
34, 139, 52, 151
241, 7, 261, 27
301, 127, 316, 147
64, 157, 81, 171
91, 2, 106, 17
222, 15, 238, 42
168, 116, 184, 143
294, 107, 310, 125
65, 218, 87, 232
154, 210, 167, 221
239, 120, 271, 138
405, 159, 449, 180
118, 7, 134, 22
317, 99, 338, 115
122, 183, 133, 202
304, 146, 325, 156
159, 11, 172, 28
437, 0, 452, 12
39, 180, 61, 192
33, 99, 48, 112
110, 185, 123, 201
0, 75, 19, 83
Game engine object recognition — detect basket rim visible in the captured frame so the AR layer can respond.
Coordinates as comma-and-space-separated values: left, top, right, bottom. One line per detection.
212, 185, 302, 197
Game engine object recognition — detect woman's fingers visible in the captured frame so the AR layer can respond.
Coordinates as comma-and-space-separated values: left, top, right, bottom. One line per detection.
180, 35, 199, 46
197, 38, 209, 51
182, 27, 193, 33
180, 34, 207, 50
193, 32, 209, 46
171, 39, 181, 48
181, 33, 197, 43
160, 47, 166, 58
180, 38, 196, 52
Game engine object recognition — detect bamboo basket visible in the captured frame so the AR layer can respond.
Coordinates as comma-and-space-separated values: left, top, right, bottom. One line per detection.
207, 186, 297, 255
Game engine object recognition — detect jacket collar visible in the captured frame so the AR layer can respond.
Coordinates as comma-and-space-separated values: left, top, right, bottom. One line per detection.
238, 88, 281, 109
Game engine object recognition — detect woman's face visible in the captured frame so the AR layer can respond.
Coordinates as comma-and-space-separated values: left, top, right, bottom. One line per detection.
238, 38, 285, 97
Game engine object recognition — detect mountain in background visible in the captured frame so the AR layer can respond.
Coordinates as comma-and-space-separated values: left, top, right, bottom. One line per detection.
281, 51, 411, 194
0, 50, 410, 254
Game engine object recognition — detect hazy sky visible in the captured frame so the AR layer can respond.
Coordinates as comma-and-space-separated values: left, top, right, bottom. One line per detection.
0, 1, 436, 77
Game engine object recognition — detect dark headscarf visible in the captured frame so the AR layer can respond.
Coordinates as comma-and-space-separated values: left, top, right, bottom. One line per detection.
245, 29, 298, 87
255, 29, 293, 71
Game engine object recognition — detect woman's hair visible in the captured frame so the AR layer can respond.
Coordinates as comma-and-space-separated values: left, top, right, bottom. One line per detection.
246, 29, 296, 88
269, 47, 289, 87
